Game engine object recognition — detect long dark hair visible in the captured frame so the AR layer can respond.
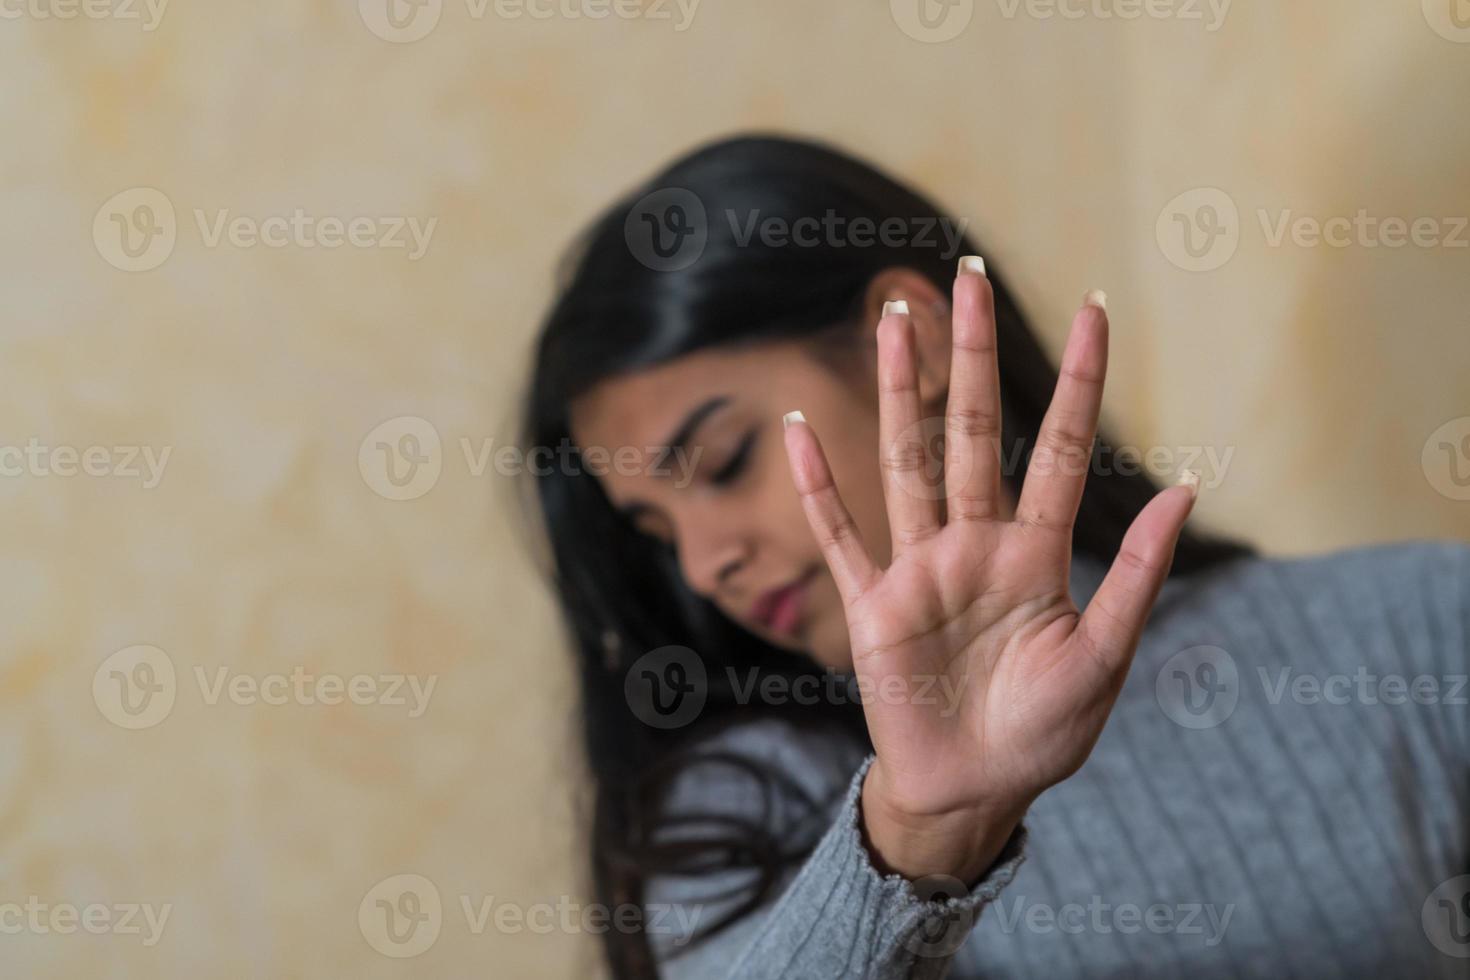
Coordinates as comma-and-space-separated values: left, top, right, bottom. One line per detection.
519, 133, 1252, 977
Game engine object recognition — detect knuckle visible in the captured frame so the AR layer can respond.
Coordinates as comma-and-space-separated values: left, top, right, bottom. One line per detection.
892, 522, 936, 546
881, 439, 928, 474
1114, 546, 1155, 577
946, 406, 1001, 439
813, 512, 858, 550
1060, 362, 1105, 387
1037, 421, 1094, 454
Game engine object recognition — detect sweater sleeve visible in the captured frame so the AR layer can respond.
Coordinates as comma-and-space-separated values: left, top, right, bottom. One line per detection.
651, 751, 1028, 980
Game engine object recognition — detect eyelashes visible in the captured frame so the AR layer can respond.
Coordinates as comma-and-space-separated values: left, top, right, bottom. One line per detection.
708, 429, 757, 486
627, 427, 758, 549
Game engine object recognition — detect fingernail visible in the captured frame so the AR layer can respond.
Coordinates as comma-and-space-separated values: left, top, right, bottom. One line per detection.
958, 255, 987, 277
1176, 469, 1200, 498
1083, 289, 1108, 311
782, 410, 806, 428
882, 300, 909, 317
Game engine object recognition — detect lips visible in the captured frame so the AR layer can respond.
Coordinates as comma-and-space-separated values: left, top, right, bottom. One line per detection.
749, 569, 817, 636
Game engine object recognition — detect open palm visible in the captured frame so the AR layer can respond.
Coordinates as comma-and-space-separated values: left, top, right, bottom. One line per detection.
782, 267, 1197, 874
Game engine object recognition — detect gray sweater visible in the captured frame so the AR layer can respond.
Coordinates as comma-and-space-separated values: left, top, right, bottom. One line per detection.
647, 541, 1470, 979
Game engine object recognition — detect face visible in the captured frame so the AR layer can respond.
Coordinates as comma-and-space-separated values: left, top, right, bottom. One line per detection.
570, 337, 893, 670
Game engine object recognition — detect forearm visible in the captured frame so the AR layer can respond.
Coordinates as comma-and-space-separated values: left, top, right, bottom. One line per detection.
658, 755, 1028, 980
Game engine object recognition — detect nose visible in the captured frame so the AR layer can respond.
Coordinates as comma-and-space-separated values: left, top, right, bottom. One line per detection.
674, 509, 750, 599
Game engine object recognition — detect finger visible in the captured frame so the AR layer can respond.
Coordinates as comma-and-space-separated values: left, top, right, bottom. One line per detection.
782, 410, 881, 603
877, 301, 942, 554
1015, 293, 1109, 531
1075, 475, 1199, 673
945, 257, 1004, 522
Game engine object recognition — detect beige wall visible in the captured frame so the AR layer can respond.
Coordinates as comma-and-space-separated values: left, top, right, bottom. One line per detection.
2, 0, 1468, 976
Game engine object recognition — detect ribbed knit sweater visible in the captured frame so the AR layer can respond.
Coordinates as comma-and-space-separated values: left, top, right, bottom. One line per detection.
646, 541, 1470, 979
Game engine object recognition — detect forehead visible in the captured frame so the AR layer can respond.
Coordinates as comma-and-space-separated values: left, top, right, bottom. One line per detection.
570, 341, 794, 449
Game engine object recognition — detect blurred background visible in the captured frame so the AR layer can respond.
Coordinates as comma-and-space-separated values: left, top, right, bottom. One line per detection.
2, 0, 1468, 975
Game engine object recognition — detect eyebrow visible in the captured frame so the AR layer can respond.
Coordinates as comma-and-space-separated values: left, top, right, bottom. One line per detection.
618, 394, 731, 518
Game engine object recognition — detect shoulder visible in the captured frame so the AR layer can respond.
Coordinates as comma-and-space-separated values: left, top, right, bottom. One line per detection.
1146, 539, 1470, 674
1167, 538, 1468, 611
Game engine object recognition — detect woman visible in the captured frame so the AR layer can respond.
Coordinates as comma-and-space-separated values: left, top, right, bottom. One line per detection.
521, 135, 1469, 978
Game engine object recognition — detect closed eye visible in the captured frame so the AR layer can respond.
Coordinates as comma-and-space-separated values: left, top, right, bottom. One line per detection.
709, 430, 757, 486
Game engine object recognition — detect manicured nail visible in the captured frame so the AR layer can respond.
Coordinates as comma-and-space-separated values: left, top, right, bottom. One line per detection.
958, 255, 987, 277
882, 300, 909, 317
1083, 289, 1108, 311
1176, 469, 1200, 498
782, 410, 806, 428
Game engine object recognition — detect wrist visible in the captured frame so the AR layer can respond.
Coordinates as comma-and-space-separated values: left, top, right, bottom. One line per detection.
859, 762, 1031, 886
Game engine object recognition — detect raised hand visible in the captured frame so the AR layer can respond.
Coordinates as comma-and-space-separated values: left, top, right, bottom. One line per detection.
781, 262, 1198, 883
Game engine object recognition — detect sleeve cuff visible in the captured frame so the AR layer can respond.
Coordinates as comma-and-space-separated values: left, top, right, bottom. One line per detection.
720, 752, 1029, 979
811, 753, 1028, 972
